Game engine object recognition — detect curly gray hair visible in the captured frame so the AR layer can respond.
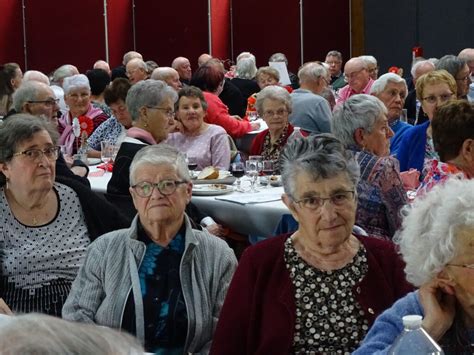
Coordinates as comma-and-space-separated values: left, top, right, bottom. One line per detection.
255, 85, 292, 117
395, 178, 474, 286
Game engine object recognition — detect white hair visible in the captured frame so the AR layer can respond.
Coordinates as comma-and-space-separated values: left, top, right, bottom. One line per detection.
395, 179, 474, 286
410, 60, 435, 79
23, 70, 50, 85
370, 73, 408, 98
62, 74, 90, 95
236, 51, 256, 64
359, 55, 377, 66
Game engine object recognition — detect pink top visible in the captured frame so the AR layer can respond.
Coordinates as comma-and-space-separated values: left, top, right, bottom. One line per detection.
336, 79, 375, 105
166, 124, 231, 170
203, 92, 252, 138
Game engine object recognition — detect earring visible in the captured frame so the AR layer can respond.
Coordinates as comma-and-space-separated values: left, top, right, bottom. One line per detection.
5, 177, 9, 190
143, 122, 148, 128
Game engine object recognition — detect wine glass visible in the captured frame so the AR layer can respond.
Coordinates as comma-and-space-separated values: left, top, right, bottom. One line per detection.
100, 141, 114, 173
246, 160, 260, 193
260, 160, 274, 188
231, 162, 245, 192
186, 156, 198, 179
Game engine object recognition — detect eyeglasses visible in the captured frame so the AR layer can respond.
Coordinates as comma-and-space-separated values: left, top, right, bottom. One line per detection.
368, 66, 379, 74
68, 93, 90, 100
447, 263, 474, 270
344, 68, 365, 81
422, 93, 454, 104
293, 190, 355, 211
27, 98, 59, 107
131, 180, 186, 197
326, 61, 342, 66
455, 75, 471, 82
146, 106, 175, 118
12, 146, 60, 162
262, 108, 288, 118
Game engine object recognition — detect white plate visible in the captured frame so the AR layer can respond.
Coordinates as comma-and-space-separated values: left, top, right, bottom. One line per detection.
192, 170, 236, 185
192, 184, 233, 196
88, 158, 102, 166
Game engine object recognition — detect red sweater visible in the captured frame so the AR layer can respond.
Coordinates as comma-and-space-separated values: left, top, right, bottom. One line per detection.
210, 234, 414, 355
203, 92, 252, 139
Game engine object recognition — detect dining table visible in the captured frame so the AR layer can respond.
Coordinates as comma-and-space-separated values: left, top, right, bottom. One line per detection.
235, 118, 267, 155
87, 166, 289, 237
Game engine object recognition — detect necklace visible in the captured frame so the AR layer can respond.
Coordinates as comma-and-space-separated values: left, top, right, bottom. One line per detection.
6, 190, 53, 226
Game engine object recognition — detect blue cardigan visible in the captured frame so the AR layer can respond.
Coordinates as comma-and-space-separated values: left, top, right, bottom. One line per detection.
396, 121, 430, 173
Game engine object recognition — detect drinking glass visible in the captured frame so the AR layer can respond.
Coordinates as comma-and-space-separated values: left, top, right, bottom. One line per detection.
100, 141, 114, 172
260, 160, 274, 188
231, 162, 245, 192
246, 160, 260, 193
186, 155, 198, 178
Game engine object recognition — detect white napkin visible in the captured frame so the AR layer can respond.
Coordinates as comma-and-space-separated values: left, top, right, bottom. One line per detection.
215, 189, 282, 205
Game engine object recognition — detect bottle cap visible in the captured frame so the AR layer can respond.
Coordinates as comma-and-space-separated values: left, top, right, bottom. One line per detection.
402, 315, 423, 328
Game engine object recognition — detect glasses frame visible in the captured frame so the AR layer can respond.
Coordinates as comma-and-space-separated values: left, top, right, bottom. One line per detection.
146, 106, 176, 118
447, 263, 474, 270
293, 190, 356, 211
343, 68, 365, 81
12, 146, 60, 162
27, 99, 59, 106
131, 180, 186, 198
421, 93, 454, 104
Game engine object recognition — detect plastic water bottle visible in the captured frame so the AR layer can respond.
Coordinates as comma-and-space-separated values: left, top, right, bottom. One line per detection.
287, 127, 305, 143
388, 315, 444, 354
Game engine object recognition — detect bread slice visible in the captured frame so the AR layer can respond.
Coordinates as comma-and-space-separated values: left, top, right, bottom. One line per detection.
197, 166, 219, 180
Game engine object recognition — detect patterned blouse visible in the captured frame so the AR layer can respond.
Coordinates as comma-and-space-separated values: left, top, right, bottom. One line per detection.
417, 160, 470, 197
422, 136, 439, 181
349, 146, 407, 240
284, 237, 369, 354
260, 124, 290, 174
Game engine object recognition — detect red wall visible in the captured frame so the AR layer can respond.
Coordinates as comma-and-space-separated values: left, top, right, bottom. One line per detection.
134, 0, 209, 69
210, 0, 230, 60
106, 0, 134, 68
0, 0, 24, 67
231, 0, 301, 72
23, 0, 105, 74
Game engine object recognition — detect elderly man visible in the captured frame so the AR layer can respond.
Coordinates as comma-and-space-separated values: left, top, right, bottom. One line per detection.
370, 73, 411, 155
23, 70, 50, 85
93, 60, 111, 77
459, 48, 474, 102
150, 67, 182, 91
360, 55, 379, 80
9, 81, 89, 184
172, 56, 192, 85
50, 64, 79, 113
125, 58, 149, 85
198, 53, 212, 67
111, 51, 142, 80
288, 62, 332, 134
336, 56, 374, 105
436, 54, 472, 100
404, 59, 435, 124
325, 50, 345, 90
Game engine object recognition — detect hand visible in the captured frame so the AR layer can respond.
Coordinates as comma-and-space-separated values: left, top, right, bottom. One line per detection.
205, 223, 227, 238
250, 122, 261, 131
0, 298, 13, 315
419, 278, 456, 341
64, 154, 74, 168
70, 166, 88, 177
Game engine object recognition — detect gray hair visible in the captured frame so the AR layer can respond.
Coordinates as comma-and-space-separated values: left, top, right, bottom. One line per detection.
269, 52, 288, 66
52, 64, 78, 85
23, 70, 50, 85
127, 58, 148, 71
0, 114, 59, 185
410, 59, 435, 79
280, 134, 360, 198
359, 55, 377, 66
12, 81, 51, 112
151, 67, 178, 81
298, 62, 328, 83
394, 179, 474, 286
255, 85, 292, 116
129, 143, 190, 185
331, 94, 387, 147
370, 73, 408, 98
123, 51, 143, 65
236, 51, 256, 64
326, 50, 343, 61
63, 74, 90, 95
435, 54, 467, 78
0, 313, 143, 354
235, 57, 257, 79
125, 79, 178, 121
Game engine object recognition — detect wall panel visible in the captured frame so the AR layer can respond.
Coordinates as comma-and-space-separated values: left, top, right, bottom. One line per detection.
134, 0, 209, 69
24, 0, 105, 74
107, 0, 134, 68
211, 0, 230, 60
0, 0, 24, 67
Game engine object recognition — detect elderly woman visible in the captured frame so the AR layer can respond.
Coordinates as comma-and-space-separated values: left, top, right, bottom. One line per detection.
0, 115, 126, 316
63, 144, 237, 353
249, 85, 301, 174
231, 57, 260, 101
190, 63, 259, 138
354, 179, 474, 353
0, 63, 22, 116
58, 74, 108, 155
211, 135, 413, 354
86, 78, 133, 158
166, 86, 230, 170
436, 54, 472, 100
397, 70, 457, 178
417, 100, 474, 195
332, 94, 407, 240
370, 73, 411, 155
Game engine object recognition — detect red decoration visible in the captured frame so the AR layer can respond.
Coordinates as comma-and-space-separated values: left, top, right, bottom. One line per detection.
78, 115, 94, 136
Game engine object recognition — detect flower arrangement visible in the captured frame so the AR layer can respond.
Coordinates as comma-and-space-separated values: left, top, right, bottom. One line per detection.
73, 115, 93, 153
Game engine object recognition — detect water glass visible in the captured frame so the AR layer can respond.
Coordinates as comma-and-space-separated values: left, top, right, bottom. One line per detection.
246, 160, 259, 193
260, 160, 274, 188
